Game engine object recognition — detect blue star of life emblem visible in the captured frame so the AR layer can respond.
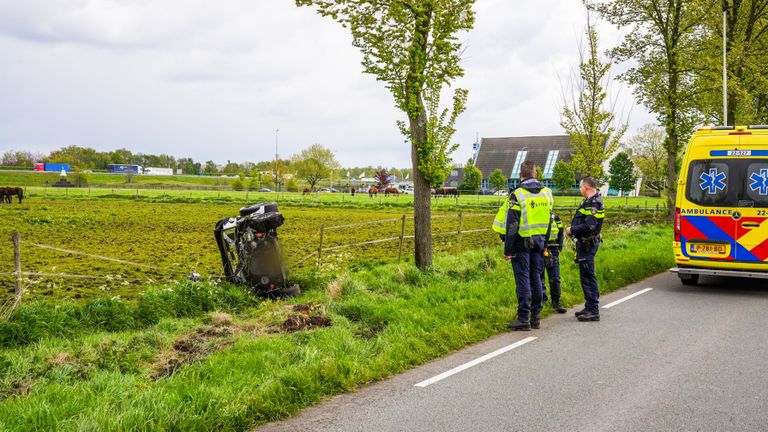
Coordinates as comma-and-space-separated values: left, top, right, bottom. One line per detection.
699, 168, 726, 194
749, 169, 768, 195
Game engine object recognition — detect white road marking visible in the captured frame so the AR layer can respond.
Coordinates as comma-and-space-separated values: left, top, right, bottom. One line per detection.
602, 288, 654, 309
414, 337, 537, 388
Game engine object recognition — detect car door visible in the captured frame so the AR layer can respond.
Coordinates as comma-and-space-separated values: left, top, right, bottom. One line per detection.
682, 159, 737, 262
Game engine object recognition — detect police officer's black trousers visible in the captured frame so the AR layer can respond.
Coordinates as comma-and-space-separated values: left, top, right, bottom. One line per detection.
576, 242, 600, 314
540, 250, 561, 303
511, 236, 545, 321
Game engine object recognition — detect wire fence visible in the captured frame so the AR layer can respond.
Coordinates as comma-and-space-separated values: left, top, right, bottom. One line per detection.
1, 201, 671, 317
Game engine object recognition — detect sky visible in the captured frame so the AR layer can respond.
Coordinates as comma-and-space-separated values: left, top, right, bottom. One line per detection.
0, 0, 656, 168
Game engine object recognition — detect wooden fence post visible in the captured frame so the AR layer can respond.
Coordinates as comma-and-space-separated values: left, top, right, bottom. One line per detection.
397, 214, 406, 262
317, 225, 325, 266
457, 211, 464, 252
12, 231, 22, 306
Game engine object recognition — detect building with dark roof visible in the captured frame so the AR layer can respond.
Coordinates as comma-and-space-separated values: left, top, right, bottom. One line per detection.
444, 166, 464, 187
473, 135, 574, 189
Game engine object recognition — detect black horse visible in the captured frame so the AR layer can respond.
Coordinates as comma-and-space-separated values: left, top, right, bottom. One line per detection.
1, 187, 23, 204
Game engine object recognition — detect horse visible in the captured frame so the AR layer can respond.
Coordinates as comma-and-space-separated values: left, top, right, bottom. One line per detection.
302, 187, 311, 196
432, 187, 458, 198
350, 186, 356, 196
368, 186, 378, 197
384, 187, 399, 197
0, 188, 6, 204
2, 187, 23, 204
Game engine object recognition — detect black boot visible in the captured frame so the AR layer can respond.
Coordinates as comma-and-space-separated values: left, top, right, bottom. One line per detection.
507, 319, 531, 331
530, 317, 540, 329
575, 308, 587, 317
552, 301, 567, 314
577, 311, 600, 322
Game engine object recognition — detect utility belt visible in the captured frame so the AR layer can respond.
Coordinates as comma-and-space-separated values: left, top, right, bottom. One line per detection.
575, 234, 602, 249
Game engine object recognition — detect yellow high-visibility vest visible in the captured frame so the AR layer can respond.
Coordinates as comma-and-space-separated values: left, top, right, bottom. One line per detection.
511, 187, 553, 237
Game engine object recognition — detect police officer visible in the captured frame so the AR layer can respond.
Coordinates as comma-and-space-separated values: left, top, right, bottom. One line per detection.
541, 212, 567, 314
565, 176, 605, 322
503, 161, 553, 331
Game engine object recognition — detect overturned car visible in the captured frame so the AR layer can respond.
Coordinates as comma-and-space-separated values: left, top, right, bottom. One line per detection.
214, 202, 299, 297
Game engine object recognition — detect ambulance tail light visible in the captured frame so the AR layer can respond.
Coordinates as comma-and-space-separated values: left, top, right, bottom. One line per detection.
674, 207, 681, 242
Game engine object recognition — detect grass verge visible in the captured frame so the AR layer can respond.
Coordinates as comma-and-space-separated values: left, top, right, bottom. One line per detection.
0, 224, 673, 431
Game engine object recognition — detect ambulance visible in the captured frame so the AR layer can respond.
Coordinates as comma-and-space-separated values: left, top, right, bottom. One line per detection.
672, 125, 768, 285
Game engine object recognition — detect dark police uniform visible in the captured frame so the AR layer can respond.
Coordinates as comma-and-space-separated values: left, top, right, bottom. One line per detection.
504, 178, 553, 330
541, 213, 565, 311
570, 193, 605, 319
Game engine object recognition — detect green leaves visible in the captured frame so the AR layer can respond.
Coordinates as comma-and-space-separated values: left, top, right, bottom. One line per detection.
552, 161, 576, 191
608, 152, 638, 194
561, 17, 626, 179
291, 144, 339, 191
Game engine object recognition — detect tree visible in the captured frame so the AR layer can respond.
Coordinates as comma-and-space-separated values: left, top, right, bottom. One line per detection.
1, 150, 42, 168
72, 169, 90, 187
561, 16, 627, 180
535, 164, 545, 182
291, 143, 339, 191
374, 168, 391, 188
608, 152, 638, 204
628, 124, 667, 195
296, 0, 475, 269
203, 160, 218, 176
489, 168, 507, 191
695, 0, 768, 125
552, 160, 576, 191
222, 162, 241, 176
588, 0, 714, 219
459, 164, 482, 193
231, 173, 246, 191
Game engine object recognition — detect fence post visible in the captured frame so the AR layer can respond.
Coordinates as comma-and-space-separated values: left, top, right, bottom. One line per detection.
397, 214, 406, 262
457, 211, 464, 252
317, 225, 325, 266
12, 231, 22, 307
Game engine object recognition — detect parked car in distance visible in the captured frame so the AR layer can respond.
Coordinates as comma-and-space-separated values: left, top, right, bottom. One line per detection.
493, 189, 509, 196
258, 188, 272, 192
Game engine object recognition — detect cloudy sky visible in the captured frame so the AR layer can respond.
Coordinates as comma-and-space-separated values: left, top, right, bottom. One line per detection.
0, 0, 655, 168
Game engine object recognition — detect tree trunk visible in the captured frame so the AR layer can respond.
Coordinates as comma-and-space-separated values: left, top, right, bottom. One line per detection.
410, 98, 433, 270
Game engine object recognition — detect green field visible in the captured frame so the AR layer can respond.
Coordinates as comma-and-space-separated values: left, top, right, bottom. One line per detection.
1, 197, 502, 302
0, 224, 674, 431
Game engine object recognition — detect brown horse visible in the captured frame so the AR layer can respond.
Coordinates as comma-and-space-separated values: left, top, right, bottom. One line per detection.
350, 186, 356, 196
432, 187, 458, 198
368, 186, 378, 197
2, 187, 23, 204
384, 187, 400, 197
302, 187, 311, 196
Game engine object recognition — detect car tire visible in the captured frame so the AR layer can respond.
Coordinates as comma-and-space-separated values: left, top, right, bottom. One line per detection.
679, 273, 699, 286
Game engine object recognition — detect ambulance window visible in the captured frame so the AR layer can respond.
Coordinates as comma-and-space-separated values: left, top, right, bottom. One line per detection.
687, 161, 730, 205
745, 163, 768, 205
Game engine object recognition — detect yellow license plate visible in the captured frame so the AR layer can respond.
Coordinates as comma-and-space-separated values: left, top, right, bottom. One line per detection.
691, 244, 727, 255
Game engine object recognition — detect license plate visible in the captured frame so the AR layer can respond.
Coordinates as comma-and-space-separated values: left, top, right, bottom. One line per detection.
691, 244, 727, 255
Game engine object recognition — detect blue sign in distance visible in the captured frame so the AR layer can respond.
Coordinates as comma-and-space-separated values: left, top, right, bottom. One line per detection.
699, 168, 727, 194
749, 169, 768, 195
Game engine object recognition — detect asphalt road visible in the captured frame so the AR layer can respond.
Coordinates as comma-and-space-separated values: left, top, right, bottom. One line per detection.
258, 272, 768, 432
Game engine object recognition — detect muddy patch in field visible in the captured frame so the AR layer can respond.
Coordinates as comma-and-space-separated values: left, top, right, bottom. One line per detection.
281, 303, 332, 332
151, 322, 239, 380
